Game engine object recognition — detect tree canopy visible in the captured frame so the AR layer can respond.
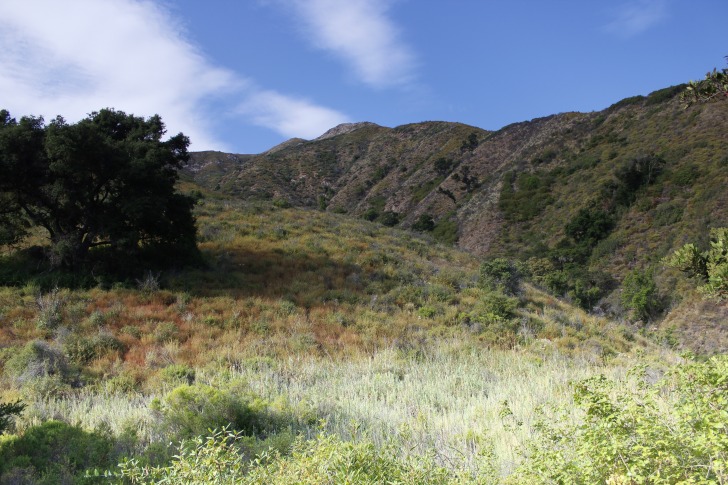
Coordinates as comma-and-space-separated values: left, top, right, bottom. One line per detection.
0, 108, 198, 270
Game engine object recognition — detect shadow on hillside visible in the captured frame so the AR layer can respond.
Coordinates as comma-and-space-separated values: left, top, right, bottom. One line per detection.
168, 247, 368, 306
0, 246, 375, 308
0, 245, 203, 290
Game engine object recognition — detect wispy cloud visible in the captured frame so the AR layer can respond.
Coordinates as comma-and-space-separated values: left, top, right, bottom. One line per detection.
0, 0, 347, 150
238, 90, 349, 139
604, 0, 668, 38
282, 0, 416, 88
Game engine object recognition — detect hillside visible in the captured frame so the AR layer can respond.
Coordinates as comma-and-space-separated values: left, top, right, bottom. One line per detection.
1, 97, 725, 481
1, 196, 668, 481
184, 85, 728, 346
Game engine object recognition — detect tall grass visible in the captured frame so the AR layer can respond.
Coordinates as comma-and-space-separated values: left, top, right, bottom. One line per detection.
13, 340, 644, 475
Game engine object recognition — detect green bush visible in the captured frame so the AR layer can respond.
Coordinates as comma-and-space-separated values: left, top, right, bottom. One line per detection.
499, 171, 555, 222
412, 214, 435, 232
469, 291, 519, 324
120, 430, 461, 484
665, 227, 727, 299
432, 217, 458, 244
64, 332, 125, 365
621, 268, 663, 321
645, 84, 685, 105
362, 207, 379, 221
160, 364, 196, 385
35, 288, 65, 329
153, 321, 180, 343
652, 201, 684, 226
0, 401, 25, 434
4, 341, 71, 384
378, 211, 400, 227
670, 163, 700, 186
272, 198, 292, 209
0, 421, 114, 483
479, 258, 520, 295
565, 208, 614, 245
510, 356, 728, 484
433, 157, 456, 176
153, 384, 282, 440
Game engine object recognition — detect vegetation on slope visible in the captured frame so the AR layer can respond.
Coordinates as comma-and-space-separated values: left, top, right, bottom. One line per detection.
184, 76, 728, 350
1, 68, 726, 483
0, 194, 661, 483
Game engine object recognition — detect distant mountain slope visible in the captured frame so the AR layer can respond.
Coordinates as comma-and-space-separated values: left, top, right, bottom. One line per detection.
185, 85, 726, 253
183, 85, 727, 336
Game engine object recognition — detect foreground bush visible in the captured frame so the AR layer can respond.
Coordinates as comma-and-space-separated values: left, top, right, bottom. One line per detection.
0, 420, 114, 484
152, 383, 287, 441
510, 355, 728, 484
117, 429, 468, 484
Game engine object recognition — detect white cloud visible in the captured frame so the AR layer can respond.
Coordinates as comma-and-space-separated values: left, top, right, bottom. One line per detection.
238, 90, 349, 139
0, 0, 240, 150
283, 0, 416, 88
604, 0, 668, 38
0, 0, 348, 150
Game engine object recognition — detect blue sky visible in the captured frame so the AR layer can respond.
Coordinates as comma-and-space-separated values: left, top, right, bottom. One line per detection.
1, 0, 725, 153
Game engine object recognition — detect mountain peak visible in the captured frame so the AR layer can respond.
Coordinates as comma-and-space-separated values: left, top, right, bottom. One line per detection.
315, 122, 381, 141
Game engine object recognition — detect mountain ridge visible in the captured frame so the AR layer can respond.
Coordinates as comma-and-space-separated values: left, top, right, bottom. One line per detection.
182, 84, 727, 345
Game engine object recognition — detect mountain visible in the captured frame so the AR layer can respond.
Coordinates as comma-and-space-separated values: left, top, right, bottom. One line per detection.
183, 85, 728, 348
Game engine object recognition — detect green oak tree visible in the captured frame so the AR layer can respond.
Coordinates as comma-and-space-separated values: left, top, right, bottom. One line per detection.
0, 108, 198, 269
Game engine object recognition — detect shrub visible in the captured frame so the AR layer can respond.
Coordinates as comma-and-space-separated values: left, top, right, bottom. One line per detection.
4, 341, 71, 384
460, 132, 479, 152
652, 201, 684, 226
412, 214, 435, 232
510, 356, 728, 484
432, 217, 458, 244
479, 258, 520, 295
272, 198, 292, 209
621, 268, 662, 321
362, 208, 379, 221
379, 211, 400, 227
160, 364, 196, 385
153, 384, 281, 440
250, 433, 456, 484
0, 401, 25, 434
499, 171, 555, 222
35, 288, 64, 329
433, 157, 455, 176
645, 84, 685, 105
565, 208, 614, 245
608, 95, 645, 110
153, 321, 180, 343
469, 291, 519, 324
64, 332, 125, 365
117, 428, 249, 483
0, 421, 114, 482
670, 163, 700, 186
682, 60, 728, 106
665, 227, 727, 299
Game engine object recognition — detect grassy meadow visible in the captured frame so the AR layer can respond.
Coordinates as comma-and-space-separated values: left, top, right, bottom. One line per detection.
0, 195, 723, 483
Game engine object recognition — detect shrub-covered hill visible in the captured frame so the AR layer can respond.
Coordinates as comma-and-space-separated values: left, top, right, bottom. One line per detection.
0, 197, 647, 369
183, 84, 728, 341
0, 196, 668, 482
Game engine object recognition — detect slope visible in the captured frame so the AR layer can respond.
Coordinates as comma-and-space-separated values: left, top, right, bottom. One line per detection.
183, 84, 727, 346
